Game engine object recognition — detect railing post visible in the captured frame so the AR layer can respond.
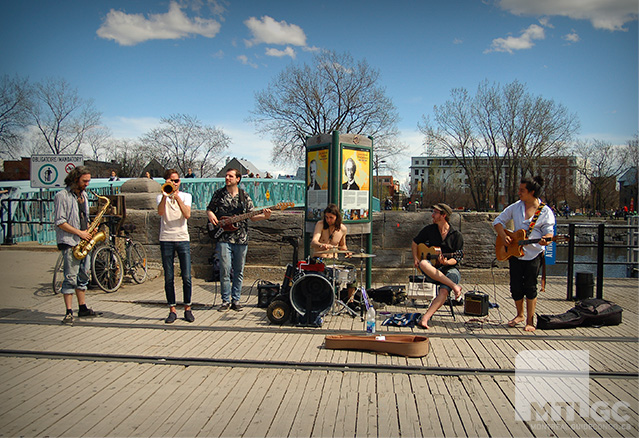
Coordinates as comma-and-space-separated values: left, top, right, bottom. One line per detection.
2, 199, 15, 245
596, 223, 605, 299
566, 223, 576, 300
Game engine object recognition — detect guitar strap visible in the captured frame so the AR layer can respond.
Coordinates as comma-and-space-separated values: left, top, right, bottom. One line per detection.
528, 201, 547, 292
527, 202, 546, 235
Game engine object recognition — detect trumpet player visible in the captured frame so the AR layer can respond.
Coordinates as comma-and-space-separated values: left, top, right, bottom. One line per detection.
157, 169, 194, 323
54, 166, 99, 325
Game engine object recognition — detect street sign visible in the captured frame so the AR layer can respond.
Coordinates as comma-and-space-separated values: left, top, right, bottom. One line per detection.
30, 155, 84, 189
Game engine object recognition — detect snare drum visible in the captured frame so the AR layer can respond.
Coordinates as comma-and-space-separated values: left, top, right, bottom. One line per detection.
325, 264, 356, 285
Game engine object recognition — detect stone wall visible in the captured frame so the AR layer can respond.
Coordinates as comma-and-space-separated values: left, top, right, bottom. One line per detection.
118, 178, 505, 283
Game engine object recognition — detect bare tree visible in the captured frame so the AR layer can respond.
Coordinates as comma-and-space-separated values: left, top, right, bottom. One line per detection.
0, 75, 32, 158
106, 139, 150, 178
26, 77, 102, 155
85, 125, 112, 161
250, 50, 401, 166
573, 139, 625, 212
139, 114, 230, 177
419, 80, 579, 210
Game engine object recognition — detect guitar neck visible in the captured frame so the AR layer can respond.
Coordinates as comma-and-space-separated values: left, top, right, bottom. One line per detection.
221, 206, 271, 225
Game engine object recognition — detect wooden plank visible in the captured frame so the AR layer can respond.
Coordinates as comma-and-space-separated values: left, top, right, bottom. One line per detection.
376, 372, 400, 438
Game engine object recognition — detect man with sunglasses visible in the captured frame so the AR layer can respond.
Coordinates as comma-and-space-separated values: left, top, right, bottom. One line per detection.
157, 169, 194, 323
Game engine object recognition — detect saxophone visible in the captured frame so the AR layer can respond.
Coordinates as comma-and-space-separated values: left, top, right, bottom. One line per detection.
73, 192, 111, 260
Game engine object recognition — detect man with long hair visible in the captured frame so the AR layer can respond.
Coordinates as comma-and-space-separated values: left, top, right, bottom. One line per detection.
310, 203, 348, 257
54, 165, 99, 324
493, 176, 555, 332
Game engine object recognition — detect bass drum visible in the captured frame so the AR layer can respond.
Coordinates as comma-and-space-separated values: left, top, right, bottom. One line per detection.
290, 273, 334, 317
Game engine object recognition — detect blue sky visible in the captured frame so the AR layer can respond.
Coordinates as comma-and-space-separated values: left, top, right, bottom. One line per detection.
1, 0, 637, 181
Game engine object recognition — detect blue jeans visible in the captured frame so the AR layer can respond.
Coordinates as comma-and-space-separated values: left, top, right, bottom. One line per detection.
160, 241, 192, 306
61, 247, 91, 295
216, 242, 248, 304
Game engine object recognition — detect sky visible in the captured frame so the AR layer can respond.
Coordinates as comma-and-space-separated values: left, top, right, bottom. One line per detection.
1, 0, 637, 182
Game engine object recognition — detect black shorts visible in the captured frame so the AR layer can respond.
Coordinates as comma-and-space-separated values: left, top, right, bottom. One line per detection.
508, 253, 543, 301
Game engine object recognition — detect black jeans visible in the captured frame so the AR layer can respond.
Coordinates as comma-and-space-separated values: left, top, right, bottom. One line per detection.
508, 252, 543, 301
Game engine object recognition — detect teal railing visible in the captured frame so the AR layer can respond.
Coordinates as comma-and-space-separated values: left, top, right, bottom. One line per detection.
1, 178, 306, 245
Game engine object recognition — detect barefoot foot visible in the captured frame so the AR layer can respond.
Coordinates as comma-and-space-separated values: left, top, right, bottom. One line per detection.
508, 316, 525, 327
524, 324, 536, 332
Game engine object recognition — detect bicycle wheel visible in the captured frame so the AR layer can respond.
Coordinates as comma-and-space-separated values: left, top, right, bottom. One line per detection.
52, 253, 64, 294
92, 245, 124, 293
129, 241, 148, 284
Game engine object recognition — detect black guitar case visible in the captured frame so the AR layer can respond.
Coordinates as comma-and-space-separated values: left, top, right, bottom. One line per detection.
536, 298, 622, 330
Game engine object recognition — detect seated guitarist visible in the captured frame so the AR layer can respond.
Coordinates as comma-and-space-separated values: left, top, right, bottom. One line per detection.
493, 176, 555, 332
207, 168, 271, 312
412, 203, 463, 329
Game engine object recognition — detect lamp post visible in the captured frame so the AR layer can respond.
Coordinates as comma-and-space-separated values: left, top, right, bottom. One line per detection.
376, 159, 386, 208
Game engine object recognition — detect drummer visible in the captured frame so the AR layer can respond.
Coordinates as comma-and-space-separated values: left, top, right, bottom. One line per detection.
310, 204, 349, 258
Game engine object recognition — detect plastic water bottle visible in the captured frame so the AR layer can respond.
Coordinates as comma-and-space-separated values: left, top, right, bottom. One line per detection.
366, 306, 376, 333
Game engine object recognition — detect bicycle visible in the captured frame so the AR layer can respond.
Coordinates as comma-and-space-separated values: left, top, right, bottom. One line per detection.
52, 223, 148, 294
92, 223, 148, 292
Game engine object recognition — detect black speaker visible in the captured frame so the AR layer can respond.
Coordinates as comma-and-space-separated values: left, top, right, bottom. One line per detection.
464, 291, 489, 316
257, 282, 280, 308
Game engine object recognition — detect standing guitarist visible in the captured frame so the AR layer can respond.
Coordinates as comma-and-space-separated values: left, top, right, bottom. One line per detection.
493, 176, 555, 332
207, 168, 272, 311
412, 203, 463, 329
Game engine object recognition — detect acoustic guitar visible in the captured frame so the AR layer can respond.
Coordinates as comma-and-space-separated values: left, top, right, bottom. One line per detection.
208, 202, 294, 239
495, 229, 570, 261
417, 243, 463, 267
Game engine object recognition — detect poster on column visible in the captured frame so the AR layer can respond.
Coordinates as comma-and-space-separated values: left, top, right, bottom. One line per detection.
341, 147, 370, 221
306, 148, 329, 221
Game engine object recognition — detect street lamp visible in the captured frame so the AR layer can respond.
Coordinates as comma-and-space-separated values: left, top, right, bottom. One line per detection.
376, 159, 386, 207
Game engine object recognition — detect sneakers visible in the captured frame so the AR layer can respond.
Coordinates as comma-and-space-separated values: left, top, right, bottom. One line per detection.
231, 302, 243, 312
78, 308, 99, 317
165, 311, 178, 324
61, 313, 74, 325
184, 310, 195, 323
218, 302, 230, 312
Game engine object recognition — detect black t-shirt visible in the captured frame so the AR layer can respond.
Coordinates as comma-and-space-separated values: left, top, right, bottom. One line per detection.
413, 223, 464, 273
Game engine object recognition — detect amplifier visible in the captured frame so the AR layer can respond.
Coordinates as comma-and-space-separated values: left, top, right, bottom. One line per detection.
464, 291, 489, 316
257, 282, 280, 308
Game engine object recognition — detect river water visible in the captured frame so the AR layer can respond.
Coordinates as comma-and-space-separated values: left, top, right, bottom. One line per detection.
546, 246, 635, 278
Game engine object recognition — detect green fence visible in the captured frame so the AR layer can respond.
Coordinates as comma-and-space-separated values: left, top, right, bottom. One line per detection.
1, 178, 306, 245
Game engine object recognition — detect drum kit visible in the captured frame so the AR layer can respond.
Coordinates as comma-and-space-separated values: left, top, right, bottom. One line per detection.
266, 236, 376, 326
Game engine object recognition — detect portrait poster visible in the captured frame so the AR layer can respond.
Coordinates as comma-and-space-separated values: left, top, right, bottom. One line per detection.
341, 147, 370, 221
306, 148, 329, 221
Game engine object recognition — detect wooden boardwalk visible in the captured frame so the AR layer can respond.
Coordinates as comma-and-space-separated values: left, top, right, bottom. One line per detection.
0, 258, 637, 437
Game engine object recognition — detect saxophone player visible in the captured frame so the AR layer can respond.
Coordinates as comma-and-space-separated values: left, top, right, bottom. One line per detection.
54, 165, 99, 324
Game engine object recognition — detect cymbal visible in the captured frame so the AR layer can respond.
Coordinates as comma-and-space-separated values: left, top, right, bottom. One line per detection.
348, 253, 376, 258
315, 248, 351, 255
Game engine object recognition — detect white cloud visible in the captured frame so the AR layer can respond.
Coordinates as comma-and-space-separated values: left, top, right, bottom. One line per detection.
244, 16, 307, 47
453, 38, 463, 44
265, 46, 296, 58
498, 0, 638, 31
563, 31, 581, 43
486, 24, 545, 54
236, 54, 258, 68
97, 1, 222, 46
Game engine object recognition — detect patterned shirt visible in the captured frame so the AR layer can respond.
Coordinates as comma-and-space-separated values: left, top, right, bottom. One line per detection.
207, 187, 254, 244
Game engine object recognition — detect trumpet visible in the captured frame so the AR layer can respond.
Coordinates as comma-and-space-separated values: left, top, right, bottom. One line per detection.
161, 181, 177, 195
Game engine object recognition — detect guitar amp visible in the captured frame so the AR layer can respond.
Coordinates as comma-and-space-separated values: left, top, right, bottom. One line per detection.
257, 281, 280, 308
464, 291, 489, 316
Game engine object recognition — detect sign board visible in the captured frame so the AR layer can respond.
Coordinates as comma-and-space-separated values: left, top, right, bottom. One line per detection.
30, 155, 84, 189
545, 224, 557, 265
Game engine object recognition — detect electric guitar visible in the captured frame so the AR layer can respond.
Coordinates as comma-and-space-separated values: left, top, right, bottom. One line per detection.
417, 243, 463, 267
208, 202, 294, 239
495, 229, 570, 261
